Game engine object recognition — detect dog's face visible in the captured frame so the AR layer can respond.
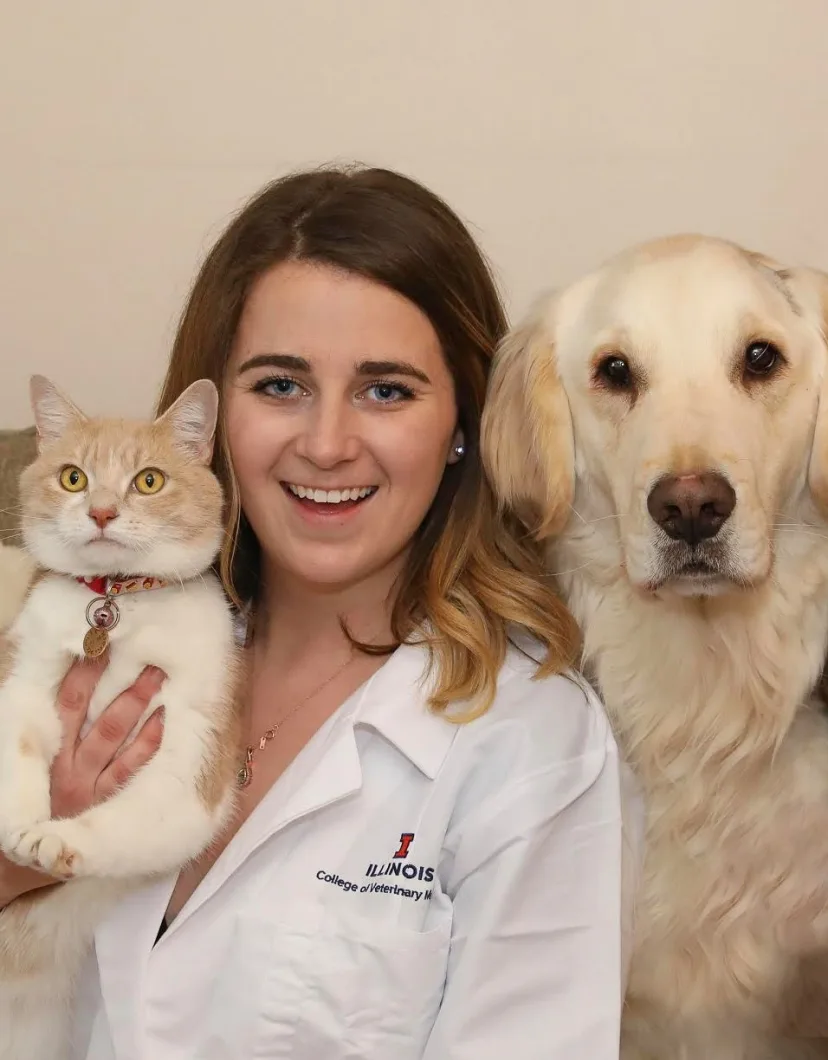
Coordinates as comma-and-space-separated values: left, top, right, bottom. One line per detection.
483, 236, 828, 596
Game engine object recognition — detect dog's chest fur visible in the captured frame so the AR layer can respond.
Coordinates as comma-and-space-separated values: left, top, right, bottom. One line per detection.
556, 528, 828, 1053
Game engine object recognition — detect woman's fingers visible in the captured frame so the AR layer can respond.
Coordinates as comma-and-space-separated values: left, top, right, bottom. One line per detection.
95, 705, 164, 800
50, 664, 166, 818
72, 665, 166, 776
55, 656, 108, 749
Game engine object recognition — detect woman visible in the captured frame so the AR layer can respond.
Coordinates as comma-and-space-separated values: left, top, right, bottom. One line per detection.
1, 166, 641, 1057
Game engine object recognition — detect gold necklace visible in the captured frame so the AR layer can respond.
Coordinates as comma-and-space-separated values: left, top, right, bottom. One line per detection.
236, 650, 356, 789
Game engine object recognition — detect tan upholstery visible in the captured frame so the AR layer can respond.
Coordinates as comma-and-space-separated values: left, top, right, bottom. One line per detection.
0, 427, 37, 537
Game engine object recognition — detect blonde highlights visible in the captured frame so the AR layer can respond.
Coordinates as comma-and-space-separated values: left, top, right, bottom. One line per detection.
158, 165, 579, 715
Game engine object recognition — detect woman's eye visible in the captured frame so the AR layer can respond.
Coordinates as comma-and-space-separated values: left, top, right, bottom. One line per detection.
365, 382, 414, 403
255, 376, 301, 398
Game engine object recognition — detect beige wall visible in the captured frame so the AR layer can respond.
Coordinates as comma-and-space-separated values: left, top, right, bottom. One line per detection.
1, 0, 826, 427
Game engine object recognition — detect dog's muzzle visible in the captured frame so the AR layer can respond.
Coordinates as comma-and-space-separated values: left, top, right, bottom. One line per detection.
647, 472, 736, 547
644, 471, 739, 586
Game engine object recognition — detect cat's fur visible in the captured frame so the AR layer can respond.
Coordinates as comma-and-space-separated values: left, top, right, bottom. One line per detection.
0, 546, 35, 632
0, 376, 242, 1059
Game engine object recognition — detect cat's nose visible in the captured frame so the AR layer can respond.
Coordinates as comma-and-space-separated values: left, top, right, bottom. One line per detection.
88, 505, 118, 530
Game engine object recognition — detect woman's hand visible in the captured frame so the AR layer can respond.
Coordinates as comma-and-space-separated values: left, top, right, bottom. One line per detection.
0, 657, 165, 905
50, 657, 165, 816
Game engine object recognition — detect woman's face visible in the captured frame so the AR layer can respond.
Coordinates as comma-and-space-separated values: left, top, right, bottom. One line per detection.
224, 260, 462, 595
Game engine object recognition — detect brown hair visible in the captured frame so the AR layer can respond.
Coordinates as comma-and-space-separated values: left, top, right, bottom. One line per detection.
157, 165, 578, 716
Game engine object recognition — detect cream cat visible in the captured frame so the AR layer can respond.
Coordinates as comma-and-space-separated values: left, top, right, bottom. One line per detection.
0, 376, 241, 1059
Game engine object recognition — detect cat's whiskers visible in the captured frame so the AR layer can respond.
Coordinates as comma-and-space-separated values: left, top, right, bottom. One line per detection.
169, 568, 188, 592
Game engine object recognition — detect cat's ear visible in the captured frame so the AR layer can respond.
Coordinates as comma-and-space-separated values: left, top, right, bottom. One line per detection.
157, 380, 219, 463
29, 375, 87, 448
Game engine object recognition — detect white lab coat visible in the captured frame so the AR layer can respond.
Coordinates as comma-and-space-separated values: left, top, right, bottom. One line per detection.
71, 639, 643, 1059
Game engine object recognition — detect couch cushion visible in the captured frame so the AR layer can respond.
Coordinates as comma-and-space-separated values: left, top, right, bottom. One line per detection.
0, 427, 37, 537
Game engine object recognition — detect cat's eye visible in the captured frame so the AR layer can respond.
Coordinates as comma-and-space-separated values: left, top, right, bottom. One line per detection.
133, 468, 166, 495
58, 465, 88, 493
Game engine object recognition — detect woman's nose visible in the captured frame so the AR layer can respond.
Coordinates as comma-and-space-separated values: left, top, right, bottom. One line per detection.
295, 400, 360, 467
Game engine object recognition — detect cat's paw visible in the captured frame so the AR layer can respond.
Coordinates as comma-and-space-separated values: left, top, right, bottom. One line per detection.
7, 823, 84, 879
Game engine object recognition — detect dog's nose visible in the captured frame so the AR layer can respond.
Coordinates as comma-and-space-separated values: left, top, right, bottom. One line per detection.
647, 472, 736, 546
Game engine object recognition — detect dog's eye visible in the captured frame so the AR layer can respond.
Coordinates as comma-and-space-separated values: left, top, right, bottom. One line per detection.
744, 341, 782, 376
596, 355, 633, 390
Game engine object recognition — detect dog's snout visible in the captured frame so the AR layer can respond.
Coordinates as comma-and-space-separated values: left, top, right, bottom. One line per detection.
647, 472, 736, 546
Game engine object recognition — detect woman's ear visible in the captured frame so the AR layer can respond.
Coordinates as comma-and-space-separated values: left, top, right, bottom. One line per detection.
481, 292, 575, 538
446, 429, 465, 466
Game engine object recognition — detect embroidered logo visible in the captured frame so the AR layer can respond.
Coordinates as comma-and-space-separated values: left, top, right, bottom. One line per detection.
365, 833, 434, 884
393, 832, 415, 859
315, 830, 434, 903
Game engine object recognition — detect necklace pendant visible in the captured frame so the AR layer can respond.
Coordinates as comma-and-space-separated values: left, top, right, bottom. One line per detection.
237, 747, 254, 789
239, 651, 357, 788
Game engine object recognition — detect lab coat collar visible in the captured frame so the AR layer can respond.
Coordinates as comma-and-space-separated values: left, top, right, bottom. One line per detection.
177, 641, 455, 915
354, 640, 458, 780
95, 640, 458, 976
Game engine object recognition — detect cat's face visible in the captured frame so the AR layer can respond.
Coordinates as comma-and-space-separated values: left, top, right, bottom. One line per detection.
19, 378, 224, 579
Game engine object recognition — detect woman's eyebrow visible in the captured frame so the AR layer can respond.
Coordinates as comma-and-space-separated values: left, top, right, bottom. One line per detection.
237, 353, 310, 374
357, 360, 431, 384
237, 353, 431, 385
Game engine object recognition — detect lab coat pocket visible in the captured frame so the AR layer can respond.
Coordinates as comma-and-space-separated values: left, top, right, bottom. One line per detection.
256, 904, 451, 1059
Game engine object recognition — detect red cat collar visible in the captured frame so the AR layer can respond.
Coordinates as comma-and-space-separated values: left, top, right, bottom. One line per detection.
77, 575, 169, 596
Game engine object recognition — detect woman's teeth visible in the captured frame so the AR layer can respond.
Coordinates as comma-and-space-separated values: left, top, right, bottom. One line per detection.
287, 484, 377, 503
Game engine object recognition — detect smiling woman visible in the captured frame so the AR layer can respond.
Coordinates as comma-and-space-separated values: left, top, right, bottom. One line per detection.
7, 166, 639, 1060
225, 260, 463, 596
158, 167, 579, 711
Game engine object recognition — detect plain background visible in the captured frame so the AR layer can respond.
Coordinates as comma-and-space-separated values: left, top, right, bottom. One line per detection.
1, 0, 826, 426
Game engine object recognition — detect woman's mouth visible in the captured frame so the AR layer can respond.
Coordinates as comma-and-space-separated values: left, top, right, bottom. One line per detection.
281, 482, 378, 517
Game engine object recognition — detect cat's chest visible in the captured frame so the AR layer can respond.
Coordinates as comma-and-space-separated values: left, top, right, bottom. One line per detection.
21, 578, 220, 666
47, 588, 178, 641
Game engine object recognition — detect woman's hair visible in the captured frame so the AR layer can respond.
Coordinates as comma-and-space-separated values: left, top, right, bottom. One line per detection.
157, 165, 579, 717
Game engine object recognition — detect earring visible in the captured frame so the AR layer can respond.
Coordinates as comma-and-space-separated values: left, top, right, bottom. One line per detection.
453, 443, 465, 458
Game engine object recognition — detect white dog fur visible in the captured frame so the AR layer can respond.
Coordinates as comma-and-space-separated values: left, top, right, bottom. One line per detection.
482, 235, 828, 1058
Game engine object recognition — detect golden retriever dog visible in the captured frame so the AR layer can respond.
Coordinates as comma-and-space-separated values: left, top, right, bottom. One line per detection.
481, 235, 828, 1059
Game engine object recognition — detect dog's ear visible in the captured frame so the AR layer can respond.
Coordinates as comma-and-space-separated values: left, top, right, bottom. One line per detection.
792, 267, 828, 510
481, 292, 574, 538
747, 254, 828, 510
